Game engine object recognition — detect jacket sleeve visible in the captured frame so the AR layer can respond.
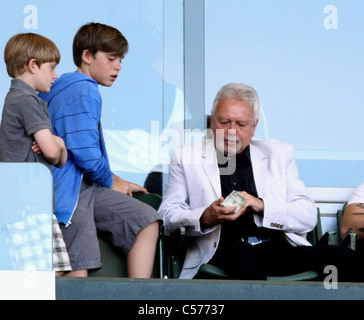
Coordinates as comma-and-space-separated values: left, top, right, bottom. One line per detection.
256, 144, 317, 235
158, 147, 217, 237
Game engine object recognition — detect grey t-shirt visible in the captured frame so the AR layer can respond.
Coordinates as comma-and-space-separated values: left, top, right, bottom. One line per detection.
0, 79, 52, 170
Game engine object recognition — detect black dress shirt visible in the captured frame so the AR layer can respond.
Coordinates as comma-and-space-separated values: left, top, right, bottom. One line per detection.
217, 146, 282, 245
218, 146, 260, 245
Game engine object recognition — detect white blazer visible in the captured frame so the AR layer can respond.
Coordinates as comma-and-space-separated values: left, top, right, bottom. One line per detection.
158, 139, 317, 279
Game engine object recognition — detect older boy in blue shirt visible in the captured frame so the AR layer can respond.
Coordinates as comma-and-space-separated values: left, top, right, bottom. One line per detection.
40, 23, 161, 278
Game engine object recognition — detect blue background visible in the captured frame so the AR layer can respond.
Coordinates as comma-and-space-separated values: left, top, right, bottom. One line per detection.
0, 0, 363, 189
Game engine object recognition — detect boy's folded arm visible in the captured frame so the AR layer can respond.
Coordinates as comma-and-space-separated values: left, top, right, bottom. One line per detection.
33, 129, 64, 166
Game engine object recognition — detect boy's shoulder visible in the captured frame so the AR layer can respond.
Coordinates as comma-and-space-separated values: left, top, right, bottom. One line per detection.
59, 72, 98, 93
58, 72, 98, 87
40, 72, 100, 102
9, 78, 38, 95
6, 79, 42, 105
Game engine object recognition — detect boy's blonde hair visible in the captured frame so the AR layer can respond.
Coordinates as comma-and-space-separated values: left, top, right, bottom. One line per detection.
4, 33, 60, 78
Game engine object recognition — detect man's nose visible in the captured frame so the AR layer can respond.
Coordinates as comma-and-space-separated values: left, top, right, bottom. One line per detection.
228, 122, 237, 130
227, 128, 237, 136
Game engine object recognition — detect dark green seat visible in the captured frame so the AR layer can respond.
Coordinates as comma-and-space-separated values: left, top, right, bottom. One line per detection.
165, 208, 335, 281
89, 193, 163, 278
195, 263, 320, 281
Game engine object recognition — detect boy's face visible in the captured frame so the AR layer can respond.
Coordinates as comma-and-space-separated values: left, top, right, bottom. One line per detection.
34, 62, 58, 93
87, 51, 122, 87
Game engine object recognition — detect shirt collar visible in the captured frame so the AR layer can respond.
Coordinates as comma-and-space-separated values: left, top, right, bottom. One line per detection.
236, 145, 251, 163
217, 145, 251, 167
11, 78, 37, 95
11, 78, 46, 105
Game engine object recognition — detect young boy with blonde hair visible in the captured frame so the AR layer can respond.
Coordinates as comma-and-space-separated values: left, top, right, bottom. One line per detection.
0, 32, 73, 275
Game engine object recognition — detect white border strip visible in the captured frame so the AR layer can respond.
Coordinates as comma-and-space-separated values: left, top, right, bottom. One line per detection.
307, 187, 354, 203
0, 271, 55, 300
296, 150, 364, 161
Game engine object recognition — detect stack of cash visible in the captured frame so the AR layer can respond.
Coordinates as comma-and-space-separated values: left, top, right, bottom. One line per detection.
220, 190, 246, 213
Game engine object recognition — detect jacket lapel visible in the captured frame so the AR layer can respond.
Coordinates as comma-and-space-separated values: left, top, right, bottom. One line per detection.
250, 142, 267, 198
200, 140, 267, 199
201, 139, 221, 198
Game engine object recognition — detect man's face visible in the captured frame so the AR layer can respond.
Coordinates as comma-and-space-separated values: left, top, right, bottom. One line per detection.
210, 98, 258, 156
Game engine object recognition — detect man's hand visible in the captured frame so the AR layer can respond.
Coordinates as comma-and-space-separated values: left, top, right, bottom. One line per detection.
110, 175, 149, 196
200, 192, 264, 229
200, 197, 244, 229
239, 191, 264, 216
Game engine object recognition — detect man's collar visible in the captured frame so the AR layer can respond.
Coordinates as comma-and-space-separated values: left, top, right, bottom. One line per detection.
216, 144, 251, 167
236, 145, 251, 162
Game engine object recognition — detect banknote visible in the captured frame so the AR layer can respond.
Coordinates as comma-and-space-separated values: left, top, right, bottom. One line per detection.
220, 190, 246, 213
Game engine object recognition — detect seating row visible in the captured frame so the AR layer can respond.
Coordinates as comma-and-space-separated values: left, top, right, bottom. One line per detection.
161, 207, 351, 281
0, 163, 357, 280
94, 198, 357, 281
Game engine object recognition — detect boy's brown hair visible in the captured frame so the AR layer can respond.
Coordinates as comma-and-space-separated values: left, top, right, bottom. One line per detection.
4, 33, 60, 78
73, 22, 129, 67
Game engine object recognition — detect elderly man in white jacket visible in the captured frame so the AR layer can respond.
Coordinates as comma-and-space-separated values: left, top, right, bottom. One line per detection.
159, 83, 363, 281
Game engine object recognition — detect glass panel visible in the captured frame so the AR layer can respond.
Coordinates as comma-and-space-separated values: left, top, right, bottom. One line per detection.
0, 0, 185, 193
0, 1, 184, 270
205, 0, 364, 187
0, 163, 53, 271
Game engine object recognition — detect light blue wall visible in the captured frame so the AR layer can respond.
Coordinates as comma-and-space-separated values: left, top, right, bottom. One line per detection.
1, 0, 363, 190
0, 0, 185, 188
205, 0, 364, 188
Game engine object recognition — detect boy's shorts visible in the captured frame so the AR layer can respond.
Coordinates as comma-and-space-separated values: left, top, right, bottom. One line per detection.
52, 214, 72, 272
60, 182, 162, 271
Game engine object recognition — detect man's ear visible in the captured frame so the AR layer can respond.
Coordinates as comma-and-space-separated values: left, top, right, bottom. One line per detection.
252, 118, 259, 136
81, 49, 93, 65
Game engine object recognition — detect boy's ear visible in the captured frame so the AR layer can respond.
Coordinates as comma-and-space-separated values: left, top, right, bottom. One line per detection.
27, 58, 38, 74
81, 50, 93, 65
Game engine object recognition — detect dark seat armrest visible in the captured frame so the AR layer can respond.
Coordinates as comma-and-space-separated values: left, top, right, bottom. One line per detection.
170, 226, 186, 254
163, 226, 187, 278
316, 231, 336, 246
340, 232, 358, 250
